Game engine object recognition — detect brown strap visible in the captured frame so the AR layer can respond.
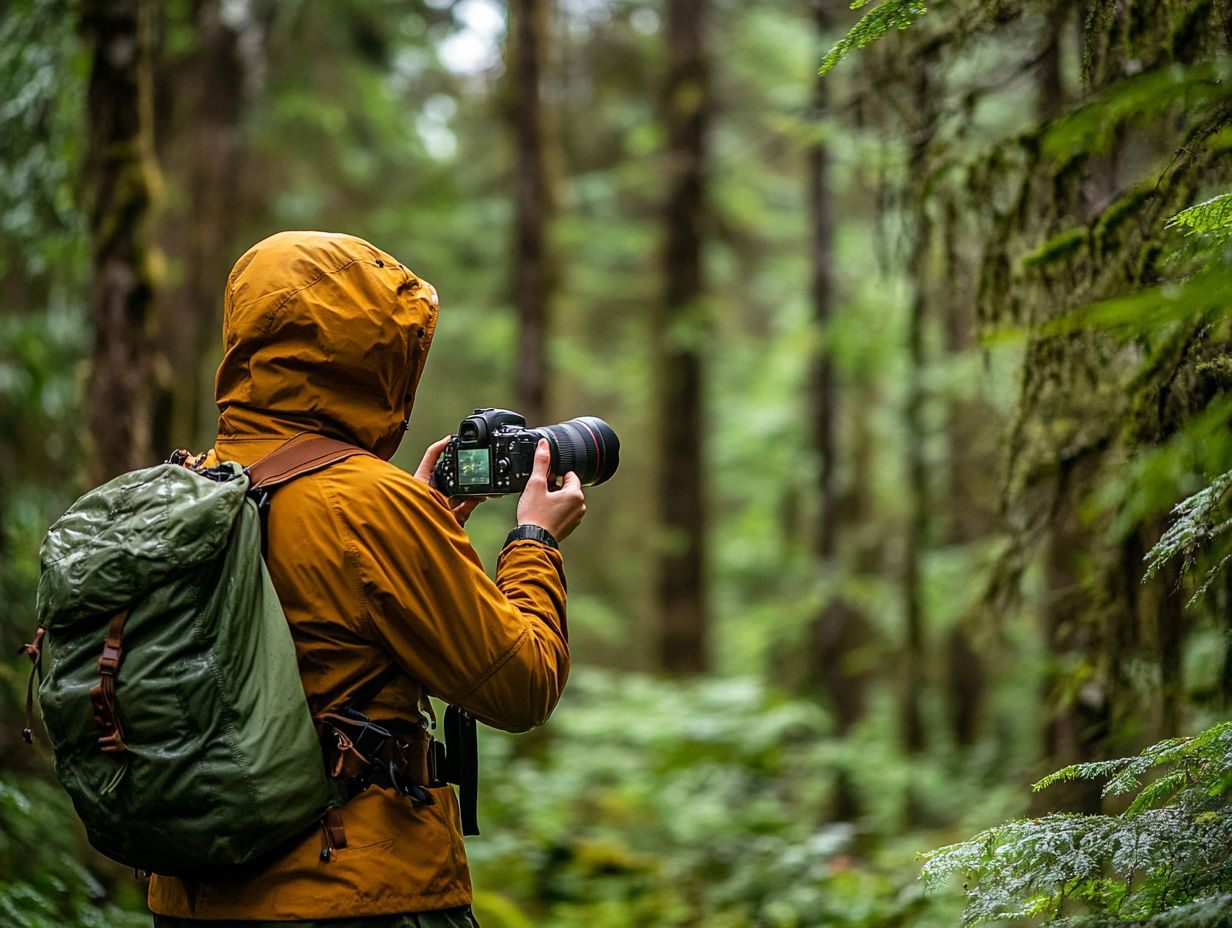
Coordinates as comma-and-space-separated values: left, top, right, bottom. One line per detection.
245, 435, 373, 490
18, 626, 46, 743
89, 610, 131, 754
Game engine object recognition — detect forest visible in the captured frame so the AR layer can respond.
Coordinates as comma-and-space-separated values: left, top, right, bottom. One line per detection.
2, 0, 1232, 925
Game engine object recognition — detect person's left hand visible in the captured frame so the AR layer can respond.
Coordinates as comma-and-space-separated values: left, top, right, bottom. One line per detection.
414, 435, 487, 527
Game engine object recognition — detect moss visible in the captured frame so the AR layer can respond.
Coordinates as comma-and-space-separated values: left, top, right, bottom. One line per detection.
1135, 241, 1165, 285
1022, 227, 1088, 269
1094, 183, 1156, 245
1171, 0, 1216, 61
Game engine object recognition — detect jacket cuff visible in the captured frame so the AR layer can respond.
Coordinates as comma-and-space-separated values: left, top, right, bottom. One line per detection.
503, 524, 559, 551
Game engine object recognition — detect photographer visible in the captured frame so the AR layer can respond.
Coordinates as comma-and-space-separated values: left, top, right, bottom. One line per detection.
148, 230, 585, 927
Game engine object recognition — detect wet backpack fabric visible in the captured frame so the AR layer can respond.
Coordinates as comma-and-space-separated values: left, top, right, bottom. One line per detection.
33, 458, 344, 877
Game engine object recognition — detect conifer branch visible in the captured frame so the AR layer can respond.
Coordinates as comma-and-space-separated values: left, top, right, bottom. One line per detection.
818, 0, 929, 77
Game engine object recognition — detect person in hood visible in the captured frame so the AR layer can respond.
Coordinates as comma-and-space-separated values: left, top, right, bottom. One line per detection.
148, 231, 583, 926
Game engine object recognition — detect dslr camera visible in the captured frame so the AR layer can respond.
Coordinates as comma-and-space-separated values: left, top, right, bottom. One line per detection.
433, 408, 620, 498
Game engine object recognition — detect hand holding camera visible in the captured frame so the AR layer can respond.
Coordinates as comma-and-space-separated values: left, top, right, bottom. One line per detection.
414, 435, 485, 526
417, 407, 619, 540
516, 439, 587, 542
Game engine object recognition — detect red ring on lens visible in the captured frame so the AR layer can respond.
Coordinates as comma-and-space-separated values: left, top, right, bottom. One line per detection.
578, 419, 602, 481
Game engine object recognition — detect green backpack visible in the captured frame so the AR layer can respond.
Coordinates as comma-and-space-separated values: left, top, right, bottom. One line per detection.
20, 437, 368, 877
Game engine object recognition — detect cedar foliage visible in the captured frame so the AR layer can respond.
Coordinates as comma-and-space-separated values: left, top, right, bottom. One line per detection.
921, 721, 1232, 924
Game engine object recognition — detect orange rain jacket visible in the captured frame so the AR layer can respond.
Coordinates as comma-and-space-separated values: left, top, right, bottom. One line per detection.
148, 231, 570, 920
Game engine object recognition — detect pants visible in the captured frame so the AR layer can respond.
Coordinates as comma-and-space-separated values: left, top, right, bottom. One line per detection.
152, 906, 481, 928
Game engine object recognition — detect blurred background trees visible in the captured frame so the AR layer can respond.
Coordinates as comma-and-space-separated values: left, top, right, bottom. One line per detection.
2, 0, 1231, 925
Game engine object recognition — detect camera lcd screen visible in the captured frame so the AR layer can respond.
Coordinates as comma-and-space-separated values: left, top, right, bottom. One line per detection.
457, 448, 490, 486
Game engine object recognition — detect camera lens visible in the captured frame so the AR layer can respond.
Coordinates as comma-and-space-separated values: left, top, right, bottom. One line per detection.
531, 417, 619, 486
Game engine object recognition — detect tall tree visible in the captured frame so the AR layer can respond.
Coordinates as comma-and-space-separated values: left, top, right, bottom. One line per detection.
806, 0, 877, 819
656, 0, 711, 674
806, 0, 874, 776
510, 0, 555, 425
941, 195, 990, 749
80, 0, 162, 483
1030, 2, 1109, 812
899, 63, 935, 755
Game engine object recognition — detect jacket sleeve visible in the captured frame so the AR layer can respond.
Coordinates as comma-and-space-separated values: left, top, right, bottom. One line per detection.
340, 469, 569, 732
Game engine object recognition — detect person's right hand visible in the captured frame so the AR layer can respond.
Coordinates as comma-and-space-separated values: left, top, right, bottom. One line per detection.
516, 440, 587, 542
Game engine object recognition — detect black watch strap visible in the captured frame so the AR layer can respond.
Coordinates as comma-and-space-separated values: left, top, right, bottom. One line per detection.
504, 524, 559, 550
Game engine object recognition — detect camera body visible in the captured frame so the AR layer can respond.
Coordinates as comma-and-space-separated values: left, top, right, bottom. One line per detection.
433, 409, 541, 498
433, 408, 620, 499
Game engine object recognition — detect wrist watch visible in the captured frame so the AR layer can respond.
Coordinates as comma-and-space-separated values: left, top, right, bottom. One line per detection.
504, 524, 559, 550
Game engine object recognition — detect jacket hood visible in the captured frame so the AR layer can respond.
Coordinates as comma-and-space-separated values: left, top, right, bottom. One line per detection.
215, 231, 438, 459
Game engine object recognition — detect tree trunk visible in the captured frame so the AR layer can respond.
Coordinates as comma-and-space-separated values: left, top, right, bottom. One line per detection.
1038, 462, 1108, 814
510, 0, 555, 425
81, 0, 161, 484
1032, 4, 1108, 815
941, 201, 990, 748
806, 3, 873, 813
1132, 521, 1185, 738
152, 0, 247, 453
656, 0, 710, 675
810, 0, 838, 571
899, 69, 933, 755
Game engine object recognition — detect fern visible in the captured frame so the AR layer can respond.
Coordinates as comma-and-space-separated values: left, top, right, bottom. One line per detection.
1143, 469, 1232, 605
921, 724, 1232, 925
1166, 193, 1232, 240
818, 0, 929, 77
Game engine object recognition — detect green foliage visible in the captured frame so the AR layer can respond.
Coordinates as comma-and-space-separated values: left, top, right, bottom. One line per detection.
0, 775, 148, 928
0, 0, 86, 274
470, 669, 976, 928
1041, 59, 1232, 162
921, 723, 1232, 925
818, 0, 929, 77
0, 0, 90, 651
1167, 193, 1232, 239
1143, 469, 1232, 605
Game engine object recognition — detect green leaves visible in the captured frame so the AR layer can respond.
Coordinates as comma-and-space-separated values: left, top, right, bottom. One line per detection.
818, 0, 930, 77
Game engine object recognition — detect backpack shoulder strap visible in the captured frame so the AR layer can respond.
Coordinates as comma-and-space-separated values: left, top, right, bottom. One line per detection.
246, 435, 374, 490
245, 436, 375, 559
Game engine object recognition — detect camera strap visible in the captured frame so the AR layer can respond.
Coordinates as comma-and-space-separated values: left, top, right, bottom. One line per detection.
443, 705, 480, 836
